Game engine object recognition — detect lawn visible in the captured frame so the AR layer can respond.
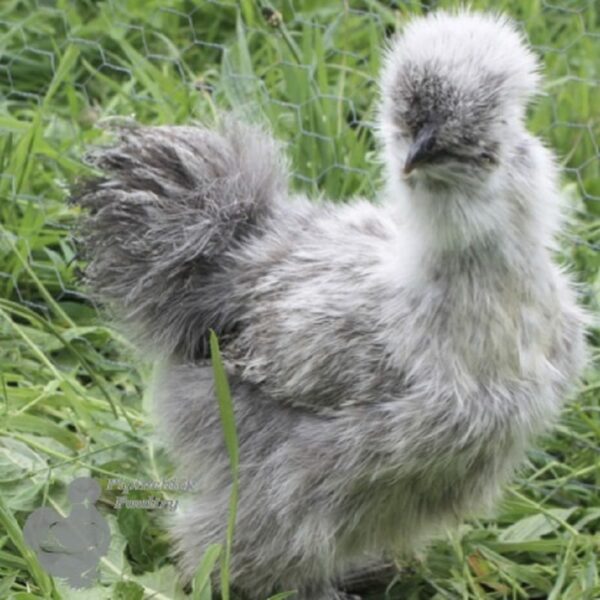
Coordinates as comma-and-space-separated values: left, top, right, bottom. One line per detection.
0, 0, 599, 598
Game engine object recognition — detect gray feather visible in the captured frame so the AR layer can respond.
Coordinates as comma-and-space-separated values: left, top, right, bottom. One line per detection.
73, 118, 287, 359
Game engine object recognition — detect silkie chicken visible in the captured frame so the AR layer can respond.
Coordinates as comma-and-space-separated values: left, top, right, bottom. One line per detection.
74, 10, 587, 600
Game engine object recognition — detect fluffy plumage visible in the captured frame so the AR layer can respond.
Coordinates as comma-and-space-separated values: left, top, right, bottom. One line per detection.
75, 120, 286, 359
73, 10, 587, 600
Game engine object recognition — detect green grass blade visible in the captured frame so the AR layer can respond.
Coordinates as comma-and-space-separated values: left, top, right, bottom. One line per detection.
210, 330, 239, 600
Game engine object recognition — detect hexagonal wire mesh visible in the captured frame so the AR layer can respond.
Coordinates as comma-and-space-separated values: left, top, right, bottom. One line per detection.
1, 0, 599, 312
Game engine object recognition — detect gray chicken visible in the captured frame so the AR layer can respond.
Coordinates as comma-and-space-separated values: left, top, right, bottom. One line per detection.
74, 10, 587, 600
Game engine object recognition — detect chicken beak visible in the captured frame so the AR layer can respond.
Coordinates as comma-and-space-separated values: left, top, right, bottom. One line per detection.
403, 125, 438, 175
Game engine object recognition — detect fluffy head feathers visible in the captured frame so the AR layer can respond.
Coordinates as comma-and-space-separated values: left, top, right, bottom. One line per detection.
379, 11, 541, 185
381, 11, 540, 110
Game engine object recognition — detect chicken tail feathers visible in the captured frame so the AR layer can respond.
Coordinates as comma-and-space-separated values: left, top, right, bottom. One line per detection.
72, 118, 287, 359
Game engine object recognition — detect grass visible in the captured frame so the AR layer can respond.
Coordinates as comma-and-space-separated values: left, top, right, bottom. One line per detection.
0, 0, 599, 598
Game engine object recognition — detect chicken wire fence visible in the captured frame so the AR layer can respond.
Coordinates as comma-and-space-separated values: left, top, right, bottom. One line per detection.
0, 0, 599, 324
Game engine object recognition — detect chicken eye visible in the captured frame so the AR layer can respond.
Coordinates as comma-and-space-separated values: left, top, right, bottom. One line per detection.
479, 152, 496, 165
